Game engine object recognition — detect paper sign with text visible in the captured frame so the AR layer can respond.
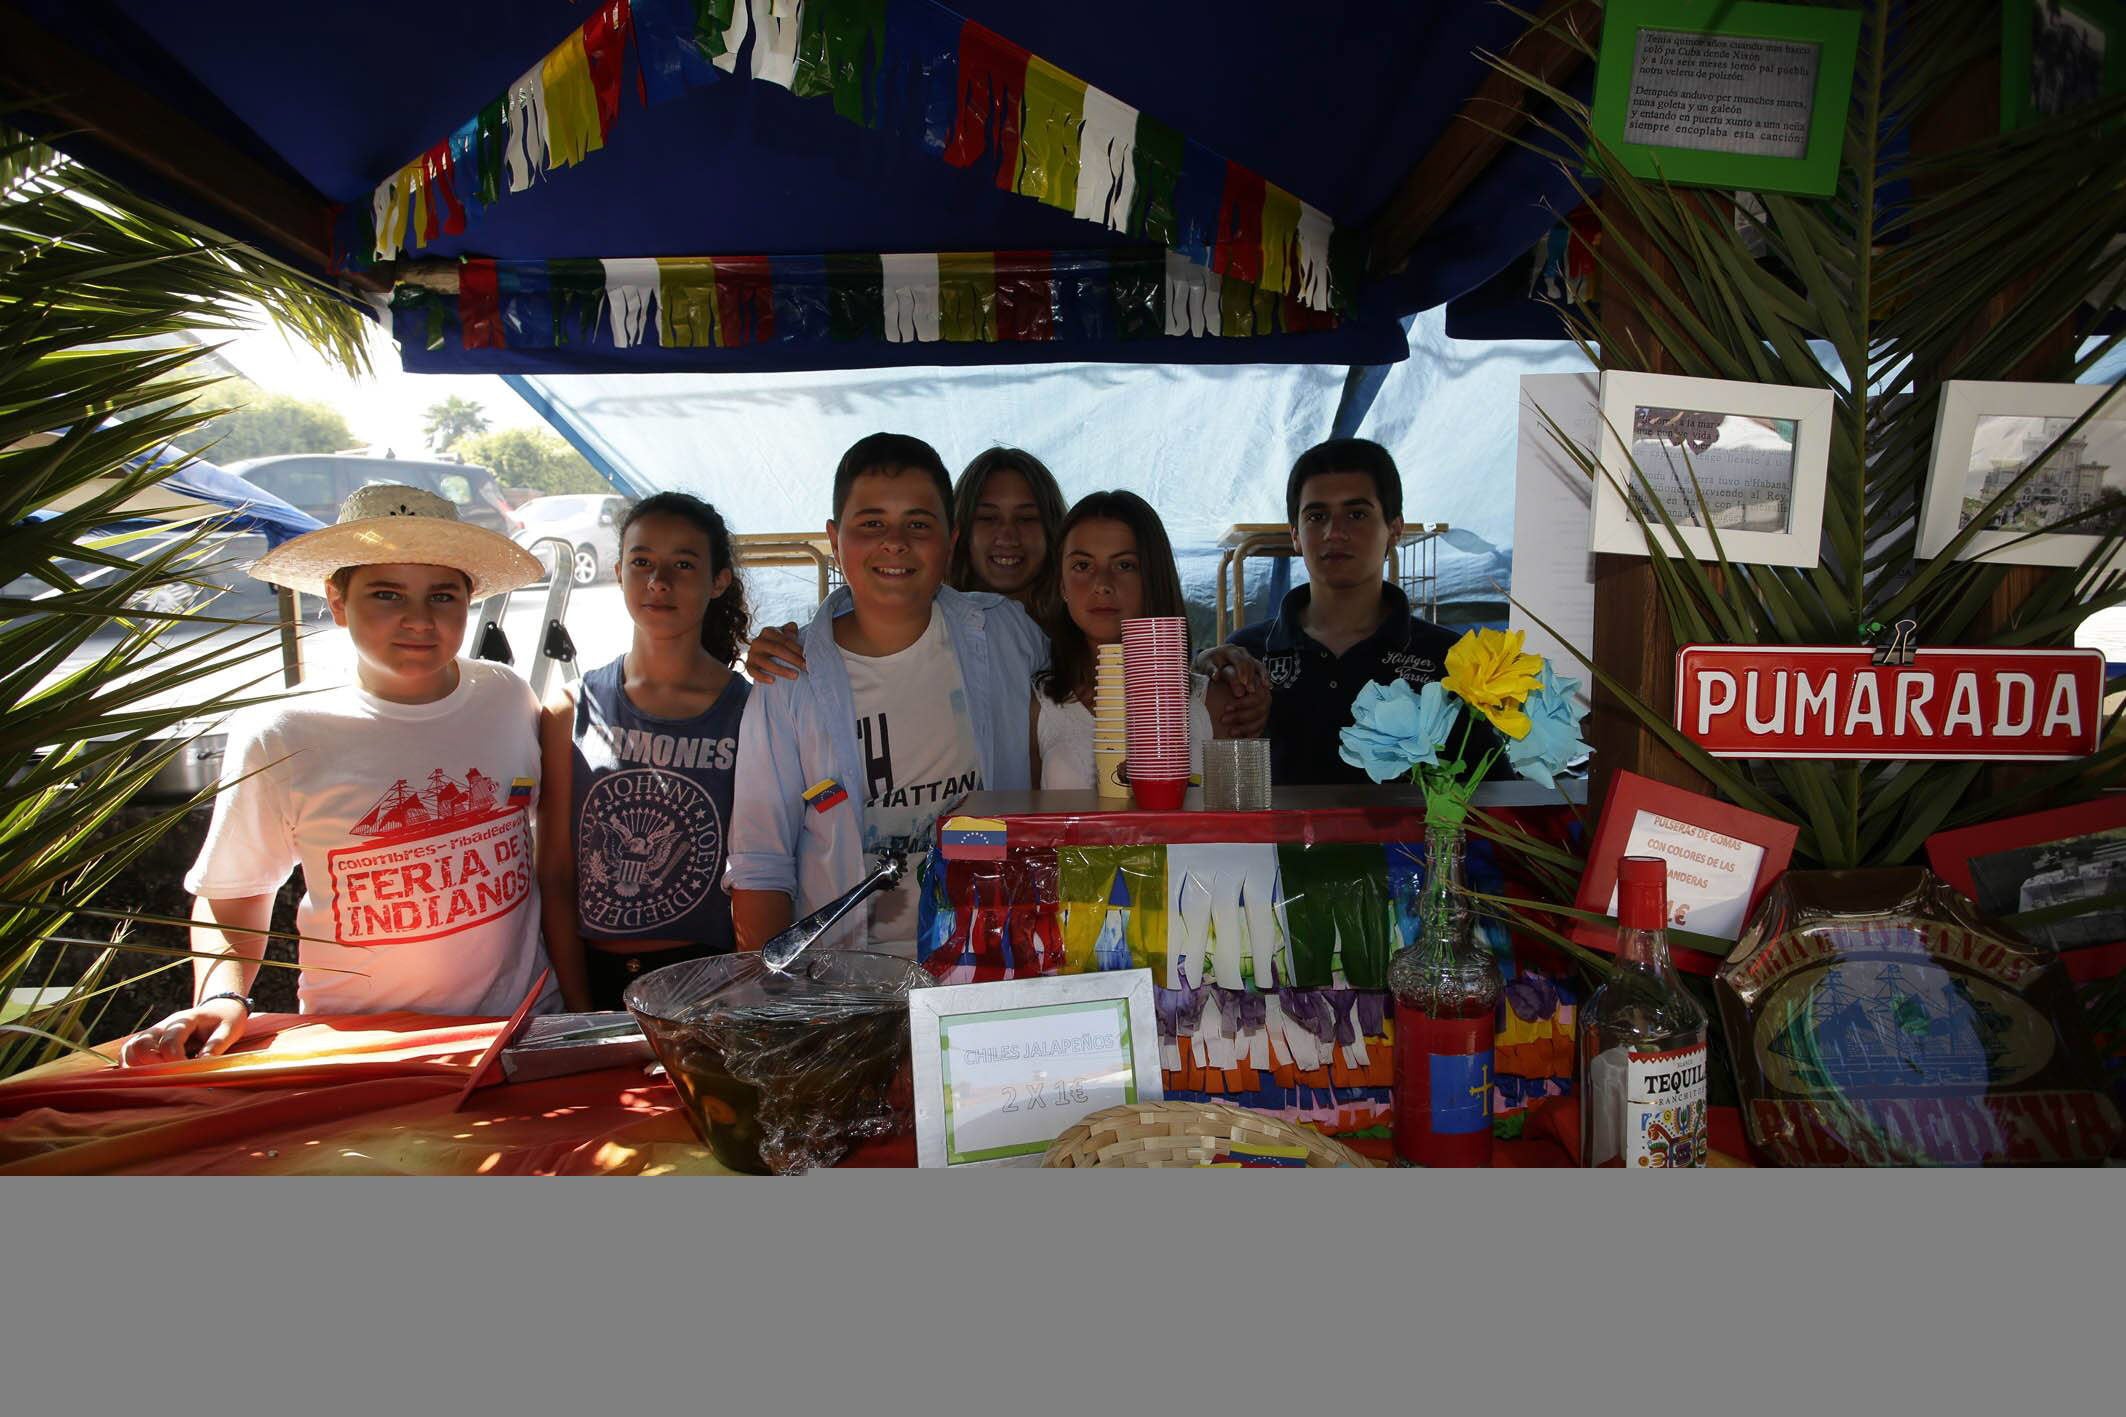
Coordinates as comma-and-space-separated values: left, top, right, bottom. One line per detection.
1604, 809, 1768, 941
909, 971, 1163, 1168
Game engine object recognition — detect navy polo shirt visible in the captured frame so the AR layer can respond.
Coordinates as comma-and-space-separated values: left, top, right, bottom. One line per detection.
1228, 584, 1480, 787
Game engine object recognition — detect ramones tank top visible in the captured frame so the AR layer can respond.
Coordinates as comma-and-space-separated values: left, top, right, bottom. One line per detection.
569, 656, 748, 946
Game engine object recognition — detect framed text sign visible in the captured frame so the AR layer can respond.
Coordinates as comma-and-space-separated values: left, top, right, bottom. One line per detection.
910, 969, 1163, 1168
1590, 0, 1862, 196
1675, 644, 2106, 760
1572, 771, 1799, 975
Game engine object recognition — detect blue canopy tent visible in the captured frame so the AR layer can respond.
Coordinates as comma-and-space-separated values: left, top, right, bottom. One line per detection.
35, 446, 327, 549
1, 2, 1588, 361
1, 0, 1599, 621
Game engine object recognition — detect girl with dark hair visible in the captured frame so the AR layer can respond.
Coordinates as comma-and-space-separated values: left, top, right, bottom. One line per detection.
745, 445, 1067, 681
948, 446, 1067, 613
538, 492, 754, 1010
1032, 491, 1224, 789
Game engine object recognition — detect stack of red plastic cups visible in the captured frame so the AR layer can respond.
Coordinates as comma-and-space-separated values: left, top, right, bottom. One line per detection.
1121, 616, 1192, 810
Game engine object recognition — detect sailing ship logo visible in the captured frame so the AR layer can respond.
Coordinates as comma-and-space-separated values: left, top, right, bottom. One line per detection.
1756, 959, 2053, 1096
351, 768, 506, 840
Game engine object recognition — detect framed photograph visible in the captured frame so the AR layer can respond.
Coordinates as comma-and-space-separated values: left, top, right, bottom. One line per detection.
1927, 796, 2126, 983
1589, 0, 1863, 196
1572, 770, 1800, 975
1918, 380, 2126, 568
2003, 0, 2126, 131
1590, 370, 1835, 567
909, 968, 1163, 1168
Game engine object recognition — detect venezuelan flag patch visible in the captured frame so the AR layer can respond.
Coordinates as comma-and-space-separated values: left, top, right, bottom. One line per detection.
803, 779, 849, 813
508, 776, 535, 806
940, 816, 1008, 861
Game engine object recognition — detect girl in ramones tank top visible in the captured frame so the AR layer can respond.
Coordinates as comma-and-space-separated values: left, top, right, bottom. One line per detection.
537, 494, 752, 1012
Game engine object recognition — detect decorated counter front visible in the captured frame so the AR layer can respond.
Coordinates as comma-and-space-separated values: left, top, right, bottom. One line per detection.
916, 784, 1587, 1143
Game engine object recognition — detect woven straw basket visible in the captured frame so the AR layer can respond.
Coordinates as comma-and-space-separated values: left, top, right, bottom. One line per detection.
1041, 1100, 1374, 1168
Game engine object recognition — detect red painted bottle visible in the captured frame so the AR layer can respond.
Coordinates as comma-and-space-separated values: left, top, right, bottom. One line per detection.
1390, 818, 1501, 1167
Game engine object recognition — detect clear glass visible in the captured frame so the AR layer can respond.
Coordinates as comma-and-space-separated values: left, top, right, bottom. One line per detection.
1389, 819, 1503, 1167
1577, 920, 1710, 1168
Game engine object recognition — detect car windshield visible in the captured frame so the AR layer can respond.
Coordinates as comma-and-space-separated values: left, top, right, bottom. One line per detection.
517, 497, 591, 523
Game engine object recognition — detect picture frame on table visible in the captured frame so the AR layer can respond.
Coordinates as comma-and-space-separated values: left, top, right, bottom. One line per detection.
909, 968, 1163, 1168
1588, 0, 1863, 197
1572, 770, 1800, 975
1926, 796, 2126, 984
1590, 370, 1835, 568
2002, 0, 2126, 132
1917, 380, 2126, 569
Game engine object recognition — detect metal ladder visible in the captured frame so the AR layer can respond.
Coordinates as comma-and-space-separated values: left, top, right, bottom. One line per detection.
470, 535, 580, 700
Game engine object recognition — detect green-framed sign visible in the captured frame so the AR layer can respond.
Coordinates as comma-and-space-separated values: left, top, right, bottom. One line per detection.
1590, 0, 1863, 197
2002, 0, 2126, 131
910, 969, 1163, 1168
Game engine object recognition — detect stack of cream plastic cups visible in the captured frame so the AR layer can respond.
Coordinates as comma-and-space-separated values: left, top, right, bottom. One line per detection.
1093, 643, 1129, 800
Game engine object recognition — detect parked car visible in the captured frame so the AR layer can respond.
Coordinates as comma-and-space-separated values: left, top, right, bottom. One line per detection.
511, 493, 633, 586
222, 453, 516, 536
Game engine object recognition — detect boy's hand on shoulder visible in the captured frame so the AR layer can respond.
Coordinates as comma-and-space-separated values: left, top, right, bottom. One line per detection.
1195, 646, 1271, 739
743, 623, 806, 683
119, 998, 250, 1067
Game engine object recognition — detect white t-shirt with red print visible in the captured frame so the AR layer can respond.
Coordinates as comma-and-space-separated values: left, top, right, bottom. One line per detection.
184, 659, 552, 1017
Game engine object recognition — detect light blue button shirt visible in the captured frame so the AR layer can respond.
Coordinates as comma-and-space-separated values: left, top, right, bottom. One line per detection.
725, 584, 1048, 951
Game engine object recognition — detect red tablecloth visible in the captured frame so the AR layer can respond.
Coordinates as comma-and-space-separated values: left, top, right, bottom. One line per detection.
0, 1013, 1749, 1174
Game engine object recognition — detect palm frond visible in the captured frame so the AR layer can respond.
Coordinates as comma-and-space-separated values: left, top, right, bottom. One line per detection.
0, 126, 368, 1075
1482, 2, 2126, 877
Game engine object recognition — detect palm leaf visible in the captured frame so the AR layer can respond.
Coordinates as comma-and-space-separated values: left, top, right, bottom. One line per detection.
0, 126, 366, 1076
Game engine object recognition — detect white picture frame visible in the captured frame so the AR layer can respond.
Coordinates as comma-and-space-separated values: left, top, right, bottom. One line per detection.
1590, 370, 1835, 567
908, 968, 1163, 1169
1917, 380, 2126, 568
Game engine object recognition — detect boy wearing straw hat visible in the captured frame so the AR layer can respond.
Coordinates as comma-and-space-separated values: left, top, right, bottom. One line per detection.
123, 484, 554, 1065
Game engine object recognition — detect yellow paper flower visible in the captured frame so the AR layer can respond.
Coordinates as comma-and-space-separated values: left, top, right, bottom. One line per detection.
1441, 628, 1544, 739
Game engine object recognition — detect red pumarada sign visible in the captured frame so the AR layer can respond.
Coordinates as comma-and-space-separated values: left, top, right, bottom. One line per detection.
1674, 645, 2106, 760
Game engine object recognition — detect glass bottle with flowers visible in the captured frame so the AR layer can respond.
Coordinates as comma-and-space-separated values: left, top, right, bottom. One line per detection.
1338, 629, 1591, 1167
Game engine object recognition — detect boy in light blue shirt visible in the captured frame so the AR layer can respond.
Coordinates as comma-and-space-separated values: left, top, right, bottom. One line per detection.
727, 433, 1047, 957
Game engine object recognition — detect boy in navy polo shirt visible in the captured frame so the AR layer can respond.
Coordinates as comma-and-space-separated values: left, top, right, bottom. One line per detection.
1226, 438, 1478, 786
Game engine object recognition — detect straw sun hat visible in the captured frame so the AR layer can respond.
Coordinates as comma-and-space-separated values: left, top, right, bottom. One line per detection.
250, 483, 545, 601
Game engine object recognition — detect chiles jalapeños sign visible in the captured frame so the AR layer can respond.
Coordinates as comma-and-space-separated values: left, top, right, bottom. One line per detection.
1674, 645, 2105, 760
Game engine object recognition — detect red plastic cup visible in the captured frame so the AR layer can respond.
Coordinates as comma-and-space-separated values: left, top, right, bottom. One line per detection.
1132, 776, 1188, 810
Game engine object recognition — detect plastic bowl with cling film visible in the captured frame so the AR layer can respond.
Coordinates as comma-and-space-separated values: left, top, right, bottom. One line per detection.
624, 950, 930, 1175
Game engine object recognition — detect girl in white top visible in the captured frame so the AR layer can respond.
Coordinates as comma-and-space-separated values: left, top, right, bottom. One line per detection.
1031, 491, 1224, 789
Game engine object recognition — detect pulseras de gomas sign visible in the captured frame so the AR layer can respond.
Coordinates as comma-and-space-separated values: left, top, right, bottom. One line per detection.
1674, 645, 2106, 760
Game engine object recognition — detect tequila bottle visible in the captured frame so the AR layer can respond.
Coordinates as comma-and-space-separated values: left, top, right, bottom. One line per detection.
1578, 856, 1710, 1168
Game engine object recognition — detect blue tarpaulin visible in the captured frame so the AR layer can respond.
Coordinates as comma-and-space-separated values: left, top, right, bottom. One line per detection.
31, 448, 325, 549
12, 0, 1586, 374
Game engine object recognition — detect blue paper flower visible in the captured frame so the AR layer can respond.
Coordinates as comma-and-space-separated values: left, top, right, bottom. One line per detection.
1337, 678, 1463, 783
1504, 664, 1592, 788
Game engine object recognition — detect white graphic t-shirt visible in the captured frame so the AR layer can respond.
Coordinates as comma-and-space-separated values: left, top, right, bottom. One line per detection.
840, 613, 983, 954
184, 659, 551, 1016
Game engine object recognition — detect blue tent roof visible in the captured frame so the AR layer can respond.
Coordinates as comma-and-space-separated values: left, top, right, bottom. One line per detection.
149, 451, 325, 548
10, 0, 1584, 373
40, 448, 326, 549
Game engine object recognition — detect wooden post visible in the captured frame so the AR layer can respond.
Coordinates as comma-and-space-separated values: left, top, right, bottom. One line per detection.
276, 587, 304, 688
1587, 198, 1714, 807
1363, 0, 1600, 279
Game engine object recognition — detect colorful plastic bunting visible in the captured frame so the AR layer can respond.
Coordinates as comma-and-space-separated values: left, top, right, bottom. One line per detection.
348, 0, 1346, 317
395, 249, 1337, 361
